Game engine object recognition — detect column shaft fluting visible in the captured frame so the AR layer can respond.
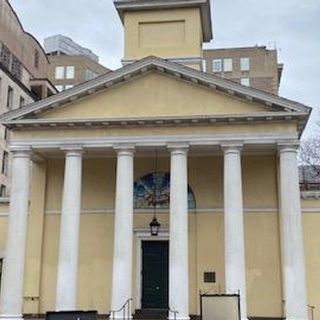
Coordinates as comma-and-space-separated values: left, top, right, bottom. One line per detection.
279, 144, 308, 320
56, 149, 83, 311
223, 145, 248, 320
0, 149, 31, 320
111, 148, 134, 319
169, 146, 189, 320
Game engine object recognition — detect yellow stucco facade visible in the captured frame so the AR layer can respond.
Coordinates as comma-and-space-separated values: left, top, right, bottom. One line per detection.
123, 9, 202, 62
0, 153, 319, 318
0, 1, 316, 320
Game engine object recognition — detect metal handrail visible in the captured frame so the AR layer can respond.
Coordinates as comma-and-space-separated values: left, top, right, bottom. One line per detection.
308, 305, 315, 320
167, 307, 179, 320
110, 298, 132, 320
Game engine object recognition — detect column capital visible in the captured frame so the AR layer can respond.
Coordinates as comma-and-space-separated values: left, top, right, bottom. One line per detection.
221, 142, 243, 154
167, 143, 189, 155
60, 146, 84, 156
277, 140, 300, 154
10, 146, 31, 159
114, 144, 135, 156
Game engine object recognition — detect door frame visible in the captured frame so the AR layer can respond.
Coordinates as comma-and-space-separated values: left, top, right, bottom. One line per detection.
135, 229, 169, 310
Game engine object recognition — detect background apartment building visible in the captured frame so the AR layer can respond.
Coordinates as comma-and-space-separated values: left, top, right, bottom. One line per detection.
0, 0, 55, 196
44, 35, 110, 92
203, 46, 283, 94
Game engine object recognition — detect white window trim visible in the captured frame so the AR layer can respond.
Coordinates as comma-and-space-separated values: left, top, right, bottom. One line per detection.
55, 66, 65, 80
223, 58, 233, 72
241, 78, 250, 87
240, 57, 250, 71
66, 66, 75, 79
212, 59, 223, 73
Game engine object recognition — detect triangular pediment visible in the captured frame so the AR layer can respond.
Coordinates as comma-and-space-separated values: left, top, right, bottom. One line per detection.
1, 56, 310, 131
30, 72, 275, 121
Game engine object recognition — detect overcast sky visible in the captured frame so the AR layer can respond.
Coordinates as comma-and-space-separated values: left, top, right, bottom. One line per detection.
9, 0, 320, 138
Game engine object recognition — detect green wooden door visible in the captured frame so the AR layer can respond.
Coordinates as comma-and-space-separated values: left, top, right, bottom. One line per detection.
142, 241, 169, 309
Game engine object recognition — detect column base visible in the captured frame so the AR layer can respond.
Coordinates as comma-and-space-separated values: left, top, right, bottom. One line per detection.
168, 316, 190, 320
110, 314, 132, 320
0, 315, 23, 320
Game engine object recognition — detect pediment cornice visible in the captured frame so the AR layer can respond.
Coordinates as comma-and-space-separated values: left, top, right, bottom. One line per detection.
1, 56, 311, 135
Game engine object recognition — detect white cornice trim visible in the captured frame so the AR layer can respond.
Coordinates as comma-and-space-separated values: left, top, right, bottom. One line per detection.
10, 133, 298, 150
3, 112, 307, 130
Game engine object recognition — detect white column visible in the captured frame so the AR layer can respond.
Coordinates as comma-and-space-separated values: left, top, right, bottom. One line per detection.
278, 143, 308, 320
222, 143, 248, 320
56, 148, 83, 311
168, 145, 189, 320
0, 148, 31, 320
111, 146, 134, 319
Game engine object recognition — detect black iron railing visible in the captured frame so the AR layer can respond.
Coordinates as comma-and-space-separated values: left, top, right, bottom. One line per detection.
308, 305, 315, 320
110, 298, 132, 320
167, 307, 179, 320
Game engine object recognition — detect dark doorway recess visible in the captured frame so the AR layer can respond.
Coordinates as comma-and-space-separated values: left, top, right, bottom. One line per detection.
141, 241, 169, 309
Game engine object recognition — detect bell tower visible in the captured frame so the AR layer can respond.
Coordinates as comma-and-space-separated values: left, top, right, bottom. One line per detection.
114, 0, 213, 69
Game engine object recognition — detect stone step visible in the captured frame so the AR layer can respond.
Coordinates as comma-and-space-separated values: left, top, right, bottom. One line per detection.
133, 309, 168, 320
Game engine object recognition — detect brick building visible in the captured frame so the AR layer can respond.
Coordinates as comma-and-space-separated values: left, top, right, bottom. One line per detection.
203, 46, 283, 94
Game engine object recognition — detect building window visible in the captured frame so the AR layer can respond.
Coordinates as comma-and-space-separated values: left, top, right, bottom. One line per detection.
212, 59, 222, 73
223, 58, 233, 72
34, 50, 39, 69
4, 128, 8, 141
0, 44, 11, 70
55, 66, 65, 79
19, 96, 25, 108
134, 172, 196, 209
2, 151, 8, 176
66, 66, 75, 79
65, 85, 74, 90
240, 78, 250, 87
6, 87, 13, 110
11, 56, 22, 80
85, 69, 98, 81
0, 185, 6, 197
240, 57, 250, 71
55, 85, 64, 92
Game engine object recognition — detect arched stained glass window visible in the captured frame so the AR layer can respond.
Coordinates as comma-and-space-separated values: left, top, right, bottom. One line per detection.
134, 172, 196, 209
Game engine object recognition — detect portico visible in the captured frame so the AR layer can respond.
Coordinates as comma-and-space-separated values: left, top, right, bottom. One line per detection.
0, 132, 309, 320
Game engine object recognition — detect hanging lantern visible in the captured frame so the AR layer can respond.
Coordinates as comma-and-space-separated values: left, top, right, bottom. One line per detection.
150, 150, 161, 236
149, 216, 161, 236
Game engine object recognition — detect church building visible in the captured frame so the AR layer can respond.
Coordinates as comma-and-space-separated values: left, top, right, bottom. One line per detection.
0, 0, 319, 320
